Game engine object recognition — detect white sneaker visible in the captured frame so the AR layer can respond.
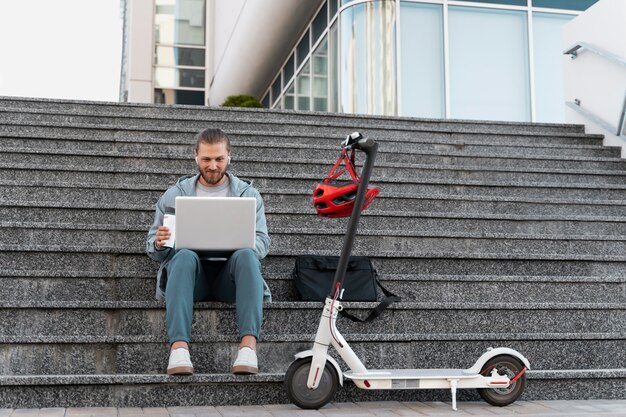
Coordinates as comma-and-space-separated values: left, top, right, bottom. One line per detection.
232, 346, 258, 375
167, 347, 194, 375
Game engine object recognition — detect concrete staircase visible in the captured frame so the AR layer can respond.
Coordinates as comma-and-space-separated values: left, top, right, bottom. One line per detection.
1, 96, 625, 407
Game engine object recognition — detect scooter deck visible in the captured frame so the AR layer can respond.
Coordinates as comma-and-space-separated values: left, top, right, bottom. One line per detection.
344, 368, 477, 380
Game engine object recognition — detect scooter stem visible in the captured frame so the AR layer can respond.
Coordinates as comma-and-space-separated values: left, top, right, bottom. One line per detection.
329, 135, 378, 296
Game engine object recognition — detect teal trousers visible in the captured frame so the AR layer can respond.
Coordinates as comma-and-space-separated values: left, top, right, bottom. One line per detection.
164, 248, 263, 344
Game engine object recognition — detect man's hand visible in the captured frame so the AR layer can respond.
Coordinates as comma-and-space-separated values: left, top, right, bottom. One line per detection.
155, 226, 171, 250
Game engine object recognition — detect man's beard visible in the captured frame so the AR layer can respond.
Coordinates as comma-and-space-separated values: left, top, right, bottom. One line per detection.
199, 167, 227, 185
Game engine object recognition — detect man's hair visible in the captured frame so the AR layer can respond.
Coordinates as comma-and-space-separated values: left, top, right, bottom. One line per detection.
195, 128, 230, 153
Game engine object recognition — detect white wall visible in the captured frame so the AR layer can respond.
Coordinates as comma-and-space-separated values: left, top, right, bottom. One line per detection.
210, 0, 247, 76
127, 0, 155, 103
563, 0, 626, 157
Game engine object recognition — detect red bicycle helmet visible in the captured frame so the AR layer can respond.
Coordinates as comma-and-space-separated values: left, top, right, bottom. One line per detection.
313, 141, 379, 218
313, 180, 379, 218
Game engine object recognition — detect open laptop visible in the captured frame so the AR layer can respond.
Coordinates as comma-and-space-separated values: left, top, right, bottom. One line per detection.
174, 196, 256, 256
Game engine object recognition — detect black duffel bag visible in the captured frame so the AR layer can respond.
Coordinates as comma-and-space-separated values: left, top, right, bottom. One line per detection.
292, 255, 400, 322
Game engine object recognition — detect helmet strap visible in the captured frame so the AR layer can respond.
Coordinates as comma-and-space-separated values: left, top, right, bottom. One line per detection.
324, 146, 360, 183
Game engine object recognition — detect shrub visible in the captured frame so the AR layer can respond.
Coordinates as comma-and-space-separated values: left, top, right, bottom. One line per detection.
221, 94, 263, 108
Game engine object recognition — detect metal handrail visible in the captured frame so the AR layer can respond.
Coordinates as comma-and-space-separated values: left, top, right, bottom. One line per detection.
566, 99, 626, 140
564, 42, 626, 67
564, 41, 626, 139
618, 94, 626, 137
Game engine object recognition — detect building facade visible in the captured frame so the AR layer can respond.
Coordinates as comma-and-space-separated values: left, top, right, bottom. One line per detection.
121, 0, 599, 123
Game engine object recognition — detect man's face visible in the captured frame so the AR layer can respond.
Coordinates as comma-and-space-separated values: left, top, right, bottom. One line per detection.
195, 141, 230, 186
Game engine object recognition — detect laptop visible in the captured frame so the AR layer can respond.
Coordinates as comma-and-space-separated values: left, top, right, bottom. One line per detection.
174, 196, 256, 256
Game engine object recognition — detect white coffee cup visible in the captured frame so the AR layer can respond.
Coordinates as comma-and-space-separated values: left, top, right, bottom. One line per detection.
162, 214, 176, 248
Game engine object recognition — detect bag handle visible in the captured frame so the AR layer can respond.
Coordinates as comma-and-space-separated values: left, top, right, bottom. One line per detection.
339, 272, 401, 323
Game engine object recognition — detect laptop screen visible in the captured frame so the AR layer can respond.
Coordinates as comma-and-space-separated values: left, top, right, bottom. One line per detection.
174, 196, 256, 254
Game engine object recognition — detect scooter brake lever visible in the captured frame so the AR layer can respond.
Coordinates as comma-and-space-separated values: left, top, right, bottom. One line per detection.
343, 132, 363, 149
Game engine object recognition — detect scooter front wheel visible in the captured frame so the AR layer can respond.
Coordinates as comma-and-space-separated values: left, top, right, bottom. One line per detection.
477, 354, 526, 407
285, 357, 339, 409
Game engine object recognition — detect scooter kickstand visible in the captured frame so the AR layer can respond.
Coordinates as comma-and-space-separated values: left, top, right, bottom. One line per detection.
449, 379, 458, 411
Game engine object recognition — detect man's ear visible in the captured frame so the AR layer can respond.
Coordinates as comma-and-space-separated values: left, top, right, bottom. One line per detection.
228, 155, 232, 164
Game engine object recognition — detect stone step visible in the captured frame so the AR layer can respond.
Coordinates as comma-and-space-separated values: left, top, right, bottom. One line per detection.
3, 205, 625, 237
1, 126, 618, 164
5, 222, 626, 259
2, 333, 624, 375
3, 252, 624, 283
1, 96, 624, 408
1, 301, 624, 337
0, 124, 615, 156
0, 112, 594, 146
5, 149, 626, 183
4, 138, 626, 173
0, 153, 626, 185
4, 170, 626, 212
0, 96, 587, 135
3, 271, 625, 304
1, 369, 624, 408
6, 149, 626, 179
0, 169, 626, 206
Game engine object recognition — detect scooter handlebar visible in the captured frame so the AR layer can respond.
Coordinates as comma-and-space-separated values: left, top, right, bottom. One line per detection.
344, 132, 376, 152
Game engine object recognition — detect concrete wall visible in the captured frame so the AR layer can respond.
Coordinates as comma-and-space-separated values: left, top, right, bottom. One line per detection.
563, 0, 626, 157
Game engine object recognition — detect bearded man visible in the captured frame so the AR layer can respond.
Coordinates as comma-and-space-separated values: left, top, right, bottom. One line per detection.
146, 128, 271, 376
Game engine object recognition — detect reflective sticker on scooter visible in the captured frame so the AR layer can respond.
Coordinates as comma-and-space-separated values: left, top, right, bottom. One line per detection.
392, 379, 420, 389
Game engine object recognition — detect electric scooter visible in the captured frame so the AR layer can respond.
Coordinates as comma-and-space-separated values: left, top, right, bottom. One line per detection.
285, 132, 530, 411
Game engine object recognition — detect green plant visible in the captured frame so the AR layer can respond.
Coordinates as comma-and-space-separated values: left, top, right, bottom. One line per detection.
221, 94, 263, 108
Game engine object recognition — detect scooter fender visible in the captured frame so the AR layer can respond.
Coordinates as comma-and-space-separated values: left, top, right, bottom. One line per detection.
294, 350, 344, 387
465, 347, 531, 375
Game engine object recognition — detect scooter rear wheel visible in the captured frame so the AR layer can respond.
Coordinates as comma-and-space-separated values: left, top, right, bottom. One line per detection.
477, 354, 526, 407
285, 357, 339, 409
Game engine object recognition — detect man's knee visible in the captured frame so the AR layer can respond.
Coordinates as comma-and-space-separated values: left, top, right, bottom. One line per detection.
229, 249, 262, 282
230, 248, 259, 266
169, 249, 201, 271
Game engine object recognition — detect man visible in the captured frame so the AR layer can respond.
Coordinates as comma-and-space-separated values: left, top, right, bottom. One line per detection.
146, 128, 271, 376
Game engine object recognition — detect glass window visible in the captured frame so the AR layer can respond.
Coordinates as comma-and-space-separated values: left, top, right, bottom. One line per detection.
297, 62, 311, 110
454, 0, 526, 6
313, 4, 328, 43
155, 46, 205, 66
284, 53, 295, 86
284, 84, 295, 110
330, 0, 338, 19
533, 13, 574, 122
262, 95, 270, 108
533, 0, 598, 11
340, 2, 396, 115
298, 98, 310, 111
312, 38, 329, 112
448, 6, 531, 122
155, 88, 204, 105
155, 0, 206, 46
155, 67, 205, 88
297, 30, 311, 68
399, 2, 444, 118
271, 76, 282, 106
